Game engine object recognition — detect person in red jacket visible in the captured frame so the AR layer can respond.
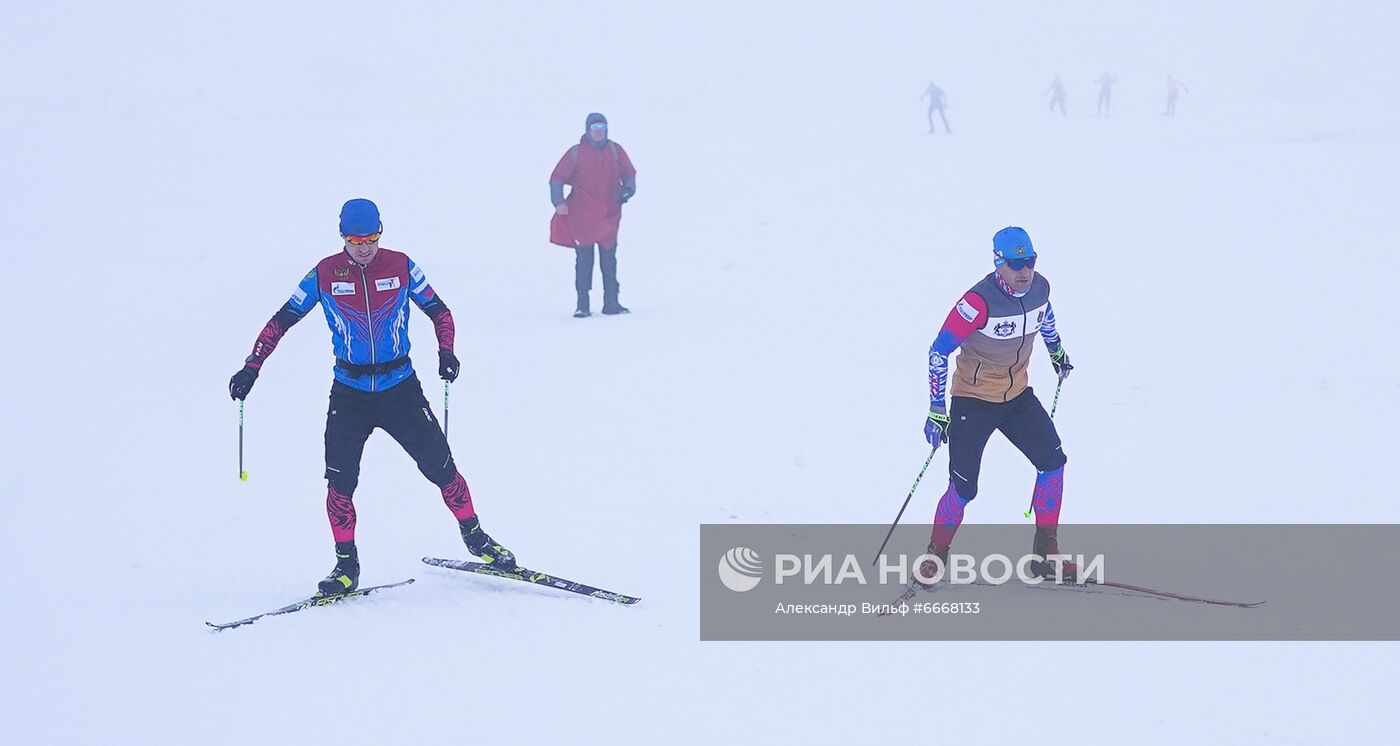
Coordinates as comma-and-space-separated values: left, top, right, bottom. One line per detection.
549, 112, 637, 317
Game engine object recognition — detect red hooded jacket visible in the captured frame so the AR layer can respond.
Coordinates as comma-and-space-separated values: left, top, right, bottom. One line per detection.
549, 136, 637, 248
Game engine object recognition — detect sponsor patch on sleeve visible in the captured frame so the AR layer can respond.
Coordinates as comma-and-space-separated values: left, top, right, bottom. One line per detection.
956, 299, 980, 322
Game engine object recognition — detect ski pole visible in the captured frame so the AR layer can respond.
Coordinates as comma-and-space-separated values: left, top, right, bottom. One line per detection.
1024, 378, 1065, 517
443, 380, 450, 437
239, 400, 248, 481
872, 446, 939, 566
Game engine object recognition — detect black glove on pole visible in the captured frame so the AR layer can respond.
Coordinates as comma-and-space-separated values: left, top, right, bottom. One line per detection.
439, 350, 459, 437
229, 366, 258, 400
438, 349, 460, 382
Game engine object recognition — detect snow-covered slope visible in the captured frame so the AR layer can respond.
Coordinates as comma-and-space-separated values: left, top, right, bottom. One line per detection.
5, 2, 1398, 743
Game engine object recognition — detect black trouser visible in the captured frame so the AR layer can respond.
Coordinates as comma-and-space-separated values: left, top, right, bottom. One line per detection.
324, 373, 456, 494
947, 389, 1066, 501
574, 243, 620, 301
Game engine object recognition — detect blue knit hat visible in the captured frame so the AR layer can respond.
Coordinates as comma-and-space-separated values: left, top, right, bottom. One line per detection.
992, 226, 1035, 266
340, 198, 381, 235
586, 112, 607, 129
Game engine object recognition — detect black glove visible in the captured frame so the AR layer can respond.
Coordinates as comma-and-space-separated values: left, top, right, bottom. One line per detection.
1049, 347, 1073, 382
229, 366, 258, 400
619, 187, 635, 204
439, 349, 461, 382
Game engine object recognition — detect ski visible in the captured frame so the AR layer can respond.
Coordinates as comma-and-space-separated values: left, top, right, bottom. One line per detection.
878, 576, 1262, 616
422, 557, 640, 605
206, 579, 416, 630
1080, 579, 1264, 608
982, 575, 1264, 607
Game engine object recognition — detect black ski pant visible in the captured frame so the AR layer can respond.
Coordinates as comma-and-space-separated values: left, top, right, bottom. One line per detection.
324, 373, 456, 495
947, 388, 1066, 501
575, 243, 620, 302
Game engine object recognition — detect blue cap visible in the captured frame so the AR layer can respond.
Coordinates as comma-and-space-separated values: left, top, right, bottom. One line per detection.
340, 199, 381, 235
992, 226, 1035, 263
586, 112, 607, 128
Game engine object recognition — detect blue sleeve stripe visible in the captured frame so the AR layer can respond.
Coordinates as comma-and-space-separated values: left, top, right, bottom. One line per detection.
928, 328, 965, 408
1039, 303, 1061, 351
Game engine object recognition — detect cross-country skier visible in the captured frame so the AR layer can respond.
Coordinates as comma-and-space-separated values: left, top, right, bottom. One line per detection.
550, 112, 638, 317
1046, 75, 1068, 116
920, 226, 1075, 583
1094, 71, 1118, 116
228, 198, 516, 596
921, 81, 951, 133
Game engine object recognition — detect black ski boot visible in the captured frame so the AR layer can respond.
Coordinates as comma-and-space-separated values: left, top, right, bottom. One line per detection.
1028, 527, 1078, 582
459, 516, 517, 571
601, 286, 629, 315
317, 542, 360, 596
600, 254, 629, 315
574, 291, 591, 318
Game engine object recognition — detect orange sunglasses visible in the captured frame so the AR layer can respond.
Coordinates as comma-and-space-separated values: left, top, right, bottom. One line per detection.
344, 232, 381, 245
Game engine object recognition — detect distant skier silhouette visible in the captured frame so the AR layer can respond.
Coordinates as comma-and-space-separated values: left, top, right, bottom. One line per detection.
921, 81, 951, 133
1093, 71, 1118, 116
1045, 76, 1067, 116
1164, 75, 1189, 116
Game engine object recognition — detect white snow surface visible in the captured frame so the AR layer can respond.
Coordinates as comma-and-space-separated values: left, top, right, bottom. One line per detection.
4, 2, 1399, 743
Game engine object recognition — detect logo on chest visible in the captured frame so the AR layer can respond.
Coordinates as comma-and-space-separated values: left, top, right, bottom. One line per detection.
334, 267, 351, 279
375, 277, 401, 292
331, 282, 356, 296
993, 320, 1018, 338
